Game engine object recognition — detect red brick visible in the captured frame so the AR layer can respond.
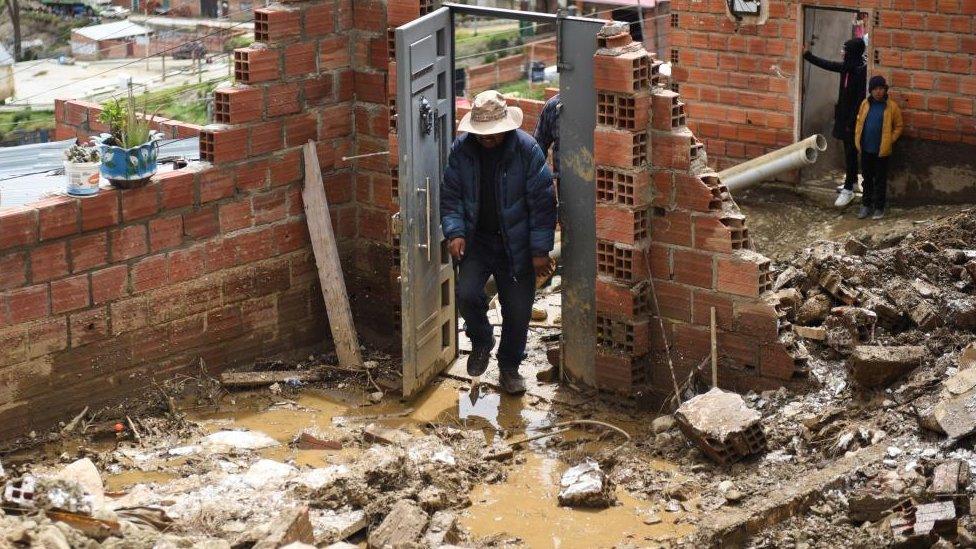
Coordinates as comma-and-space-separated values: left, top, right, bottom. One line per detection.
51, 274, 90, 314
30, 242, 68, 283
157, 170, 196, 209
270, 150, 303, 187
0, 252, 27, 290
37, 197, 79, 241
716, 251, 770, 298
219, 200, 253, 233
760, 344, 800, 380
596, 278, 650, 319
201, 126, 248, 164
234, 47, 279, 84
354, 72, 388, 104
267, 83, 302, 117
69, 307, 108, 347
304, 74, 335, 105
284, 114, 318, 147
650, 210, 693, 247
692, 289, 733, 330
206, 303, 244, 341
254, 7, 301, 42
68, 233, 107, 273
595, 204, 649, 245
213, 86, 263, 125
718, 330, 760, 370
169, 246, 206, 283
110, 224, 148, 261
149, 215, 183, 252
320, 36, 351, 70
8, 284, 50, 324
653, 280, 693, 322
229, 227, 276, 264
672, 248, 713, 288
253, 190, 287, 224
204, 240, 234, 273
284, 42, 316, 77
594, 50, 650, 94
0, 325, 28, 365
352, 0, 386, 31
693, 214, 734, 253
734, 300, 780, 342
249, 120, 283, 157
121, 184, 160, 221
595, 351, 646, 393
181, 207, 217, 240
200, 171, 235, 204
132, 254, 169, 293
274, 220, 310, 254
0, 207, 38, 250
303, 2, 334, 37
674, 173, 720, 212
324, 171, 354, 205
594, 127, 648, 169
109, 297, 148, 335
27, 316, 68, 358
359, 206, 390, 242
387, 0, 421, 26
91, 265, 128, 304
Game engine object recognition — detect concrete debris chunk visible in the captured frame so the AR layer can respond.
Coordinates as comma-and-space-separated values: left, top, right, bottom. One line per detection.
674, 388, 767, 464
931, 460, 970, 495
909, 300, 943, 331
772, 266, 804, 292
960, 342, 976, 370
793, 325, 827, 341
933, 389, 976, 440
363, 424, 412, 446
424, 511, 461, 547
947, 297, 976, 329
557, 459, 616, 508
55, 458, 104, 510
847, 491, 907, 523
844, 238, 869, 256
796, 294, 832, 325
914, 501, 956, 537
861, 291, 902, 329
367, 499, 429, 549
652, 415, 675, 434
252, 506, 314, 548
200, 430, 279, 451
819, 270, 860, 305
944, 367, 976, 396
848, 345, 927, 387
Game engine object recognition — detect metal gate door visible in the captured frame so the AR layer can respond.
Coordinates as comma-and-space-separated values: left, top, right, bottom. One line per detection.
395, 7, 457, 398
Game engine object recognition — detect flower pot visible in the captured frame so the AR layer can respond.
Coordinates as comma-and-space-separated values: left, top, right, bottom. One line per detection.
64, 160, 102, 197
94, 133, 163, 190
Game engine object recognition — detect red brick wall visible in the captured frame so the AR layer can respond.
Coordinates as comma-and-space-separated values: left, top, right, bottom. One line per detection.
465, 38, 558, 95
0, 0, 380, 443
671, 0, 976, 169
590, 28, 807, 396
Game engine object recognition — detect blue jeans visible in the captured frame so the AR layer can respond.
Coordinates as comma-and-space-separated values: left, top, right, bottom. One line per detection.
456, 232, 535, 373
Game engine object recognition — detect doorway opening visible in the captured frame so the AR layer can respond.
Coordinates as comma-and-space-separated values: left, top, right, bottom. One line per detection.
799, 6, 867, 181
395, 4, 604, 399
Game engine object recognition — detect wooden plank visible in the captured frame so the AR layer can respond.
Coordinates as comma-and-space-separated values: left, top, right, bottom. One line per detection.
301, 141, 365, 370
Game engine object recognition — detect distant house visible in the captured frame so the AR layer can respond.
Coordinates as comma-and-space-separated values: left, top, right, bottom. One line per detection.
0, 44, 13, 103
70, 21, 153, 60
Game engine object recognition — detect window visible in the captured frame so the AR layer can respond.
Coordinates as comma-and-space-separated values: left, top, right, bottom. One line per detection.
729, 0, 761, 16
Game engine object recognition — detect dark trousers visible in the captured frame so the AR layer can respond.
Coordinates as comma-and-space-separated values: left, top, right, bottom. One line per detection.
861, 151, 889, 211
842, 135, 859, 191
456, 232, 535, 373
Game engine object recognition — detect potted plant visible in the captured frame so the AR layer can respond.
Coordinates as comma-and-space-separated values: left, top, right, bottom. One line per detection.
63, 140, 102, 197
94, 89, 164, 189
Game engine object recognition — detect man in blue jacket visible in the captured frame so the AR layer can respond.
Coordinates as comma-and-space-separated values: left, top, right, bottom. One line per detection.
441, 90, 557, 395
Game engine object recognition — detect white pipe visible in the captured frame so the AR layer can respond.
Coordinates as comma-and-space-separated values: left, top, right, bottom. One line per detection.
719, 134, 826, 192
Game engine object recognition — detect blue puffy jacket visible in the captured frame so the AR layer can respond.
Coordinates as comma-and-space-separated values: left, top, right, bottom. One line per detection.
440, 129, 556, 276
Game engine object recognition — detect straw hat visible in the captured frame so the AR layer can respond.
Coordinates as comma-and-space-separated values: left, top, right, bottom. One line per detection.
458, 90, 523, 135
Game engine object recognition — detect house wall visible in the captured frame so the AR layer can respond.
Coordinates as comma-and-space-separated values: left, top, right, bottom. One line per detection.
670, 0, 976, 202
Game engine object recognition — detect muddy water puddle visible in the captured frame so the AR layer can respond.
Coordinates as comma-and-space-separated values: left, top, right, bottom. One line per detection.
105, 470, 179, 492
462, 453, 693, 548
158, 378, 689, 544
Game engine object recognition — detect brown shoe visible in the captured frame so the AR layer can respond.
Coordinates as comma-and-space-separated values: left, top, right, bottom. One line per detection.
499, 370, 526, 395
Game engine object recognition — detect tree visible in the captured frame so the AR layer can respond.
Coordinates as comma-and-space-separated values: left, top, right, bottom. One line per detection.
2, 0, 22, 62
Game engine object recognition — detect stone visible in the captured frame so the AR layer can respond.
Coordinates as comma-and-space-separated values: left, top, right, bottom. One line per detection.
844, 238, 869, 256
945, 368, 976, 396
933, 389, 976, 440
252, 507, 314, 549
931, 460, 970, 495
961, 342, 976, 370
243, 459, 296, 489
368, 391, 384, 403
643, 513, 662, 525
424, 511, 461, 547
674, 388, 766, 465
200, 430, 279, 451
367, 499, 429, 549
913, 501, 956, 537
909, 300, 942, 331
847, 490, 905, 522
652, 415, 675, 434
819, 271, 859, 305
363, 424, 412, 446
948, 298, 976, 330
773, 266, 803, 291
861, 291, 902, 329
557, 459, 615, 508
56, 458, 104, 510
793, 326, 827, 341
418, 486, 449, 512
797, 294, 832, 325
34, 525, 70, 549
848, 346, 927, 387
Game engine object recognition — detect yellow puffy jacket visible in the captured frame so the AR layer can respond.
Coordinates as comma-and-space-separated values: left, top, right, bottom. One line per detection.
854, 97, 903, 157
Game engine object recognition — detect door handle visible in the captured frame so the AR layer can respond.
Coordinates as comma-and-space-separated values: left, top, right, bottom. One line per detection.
417, 177, 431, 261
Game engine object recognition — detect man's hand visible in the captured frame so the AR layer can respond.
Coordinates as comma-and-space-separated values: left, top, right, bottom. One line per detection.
533, 255, 553, 279
448, 237, 466, 261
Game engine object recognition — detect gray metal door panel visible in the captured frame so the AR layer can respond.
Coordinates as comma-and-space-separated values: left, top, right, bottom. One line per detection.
396, 7, 456, 398
558, 16, 604, 387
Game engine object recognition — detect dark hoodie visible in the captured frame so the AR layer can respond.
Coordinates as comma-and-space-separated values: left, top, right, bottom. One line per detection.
803, 38, 867, 139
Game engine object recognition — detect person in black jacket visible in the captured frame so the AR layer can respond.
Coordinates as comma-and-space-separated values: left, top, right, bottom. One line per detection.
803, 38, 867, 208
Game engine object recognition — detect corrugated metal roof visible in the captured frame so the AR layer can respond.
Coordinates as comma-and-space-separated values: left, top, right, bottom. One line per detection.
0, 138, 199, 209
73, 21, 152, 41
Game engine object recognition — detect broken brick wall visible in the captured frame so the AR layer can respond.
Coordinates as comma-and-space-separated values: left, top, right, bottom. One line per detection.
590, 28, 808, 398
670, 0, 976, 203
0, 0, 383, 442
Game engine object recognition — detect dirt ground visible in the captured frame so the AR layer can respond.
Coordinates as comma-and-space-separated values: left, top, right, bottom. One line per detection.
1, 200, 975, 548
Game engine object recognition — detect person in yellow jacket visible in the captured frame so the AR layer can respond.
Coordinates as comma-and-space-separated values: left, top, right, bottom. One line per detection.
854, 75, 903, 220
